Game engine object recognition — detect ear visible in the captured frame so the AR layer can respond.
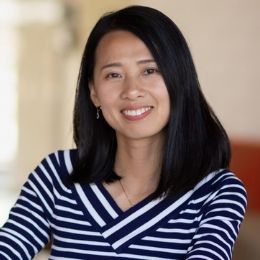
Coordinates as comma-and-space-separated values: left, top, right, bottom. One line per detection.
89, 81, 100, 107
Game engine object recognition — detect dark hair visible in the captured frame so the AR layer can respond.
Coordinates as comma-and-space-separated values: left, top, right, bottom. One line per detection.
69, 5, 230, 198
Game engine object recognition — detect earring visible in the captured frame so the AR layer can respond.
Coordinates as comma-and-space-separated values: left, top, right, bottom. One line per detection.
96, 106, 101, 119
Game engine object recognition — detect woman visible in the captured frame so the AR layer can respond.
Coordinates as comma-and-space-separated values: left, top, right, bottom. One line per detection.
0, 5, 247, 260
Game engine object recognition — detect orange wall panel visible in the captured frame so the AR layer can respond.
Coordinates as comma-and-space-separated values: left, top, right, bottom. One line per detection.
230, 141, 260, 211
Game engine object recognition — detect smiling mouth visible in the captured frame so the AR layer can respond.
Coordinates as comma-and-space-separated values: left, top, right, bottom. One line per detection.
121, 106, 153, 120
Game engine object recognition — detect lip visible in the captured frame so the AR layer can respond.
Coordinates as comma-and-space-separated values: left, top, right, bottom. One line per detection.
121, 106, 153, 121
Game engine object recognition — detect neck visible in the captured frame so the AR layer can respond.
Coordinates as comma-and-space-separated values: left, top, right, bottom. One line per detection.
114, 134, 164, 193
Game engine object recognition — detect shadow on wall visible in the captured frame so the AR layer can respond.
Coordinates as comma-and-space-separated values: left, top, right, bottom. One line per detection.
231, 140, 260, 260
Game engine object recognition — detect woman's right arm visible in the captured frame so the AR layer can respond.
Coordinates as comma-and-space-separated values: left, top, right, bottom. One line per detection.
0, 159, 54, 259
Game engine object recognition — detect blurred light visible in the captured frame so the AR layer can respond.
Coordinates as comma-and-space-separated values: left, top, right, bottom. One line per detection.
0, 0, 64, 166
0, 0, 64, 26
0, 27, 18, 164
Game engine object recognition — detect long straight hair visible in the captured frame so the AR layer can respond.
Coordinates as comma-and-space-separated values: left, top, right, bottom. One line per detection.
69, 5, 231, 198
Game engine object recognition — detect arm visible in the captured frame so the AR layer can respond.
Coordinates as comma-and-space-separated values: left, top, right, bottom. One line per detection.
186, 173, 247, 260
0, 158, 54, 259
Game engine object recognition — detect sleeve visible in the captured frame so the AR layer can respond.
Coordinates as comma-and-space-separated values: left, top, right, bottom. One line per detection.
186, 173, 247, 260
0, 155, 56, 259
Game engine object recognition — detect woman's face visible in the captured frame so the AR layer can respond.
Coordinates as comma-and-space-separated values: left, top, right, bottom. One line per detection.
90, 30, 170, 142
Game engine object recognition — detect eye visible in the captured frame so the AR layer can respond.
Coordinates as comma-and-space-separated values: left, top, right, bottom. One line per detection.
105, 72, 122, 79
143, 68, 160, 75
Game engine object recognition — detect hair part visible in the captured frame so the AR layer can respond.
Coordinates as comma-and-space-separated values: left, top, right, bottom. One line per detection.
69, 5, 231, 198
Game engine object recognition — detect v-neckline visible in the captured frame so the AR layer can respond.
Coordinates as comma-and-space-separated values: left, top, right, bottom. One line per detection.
96, 181, 156, 214
72, 180, 195, 253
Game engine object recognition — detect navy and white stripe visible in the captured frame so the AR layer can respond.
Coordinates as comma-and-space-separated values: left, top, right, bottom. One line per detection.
0, 150, 247, 259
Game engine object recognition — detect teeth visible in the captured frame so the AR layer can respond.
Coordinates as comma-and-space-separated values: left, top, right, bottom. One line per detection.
122, 107, 151, 116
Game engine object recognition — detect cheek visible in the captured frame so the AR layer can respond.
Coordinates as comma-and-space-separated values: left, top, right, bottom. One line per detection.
157, 88, 171, 120
96, 90, 120, 123
95, 87, 115, 106
154, 84, 170, 105
99, 95, 118, 110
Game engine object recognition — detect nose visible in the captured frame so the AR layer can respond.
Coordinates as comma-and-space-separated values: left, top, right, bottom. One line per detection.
120, 75, 145, 100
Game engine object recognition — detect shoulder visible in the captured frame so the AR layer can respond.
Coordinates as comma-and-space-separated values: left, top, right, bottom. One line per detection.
209, 169, 247, 198
195, 169, 247, 220
30, 149, 78, 184
19, 149, 79, 219
196, 169, 246, 194
41, 149, 78, 171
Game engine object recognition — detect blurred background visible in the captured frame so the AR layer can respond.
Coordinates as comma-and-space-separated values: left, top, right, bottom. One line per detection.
0, 0, 259, 259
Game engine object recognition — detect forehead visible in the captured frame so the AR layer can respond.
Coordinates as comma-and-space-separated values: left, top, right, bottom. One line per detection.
94, 30, 153, 63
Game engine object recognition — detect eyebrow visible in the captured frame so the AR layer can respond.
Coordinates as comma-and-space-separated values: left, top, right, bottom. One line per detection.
137, 59, 155, 64
100, 59, 156, 71
100, 62, 122, 70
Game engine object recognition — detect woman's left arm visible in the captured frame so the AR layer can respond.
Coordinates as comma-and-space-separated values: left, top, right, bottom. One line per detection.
186, 174, 247, 260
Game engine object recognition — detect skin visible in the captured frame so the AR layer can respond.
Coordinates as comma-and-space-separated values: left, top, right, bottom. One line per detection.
90, 30, 170, 211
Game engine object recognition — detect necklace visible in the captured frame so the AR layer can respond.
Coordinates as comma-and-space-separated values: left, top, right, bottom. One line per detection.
119, 179, 133, 206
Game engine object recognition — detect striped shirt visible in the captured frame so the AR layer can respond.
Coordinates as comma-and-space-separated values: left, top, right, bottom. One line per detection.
0, 149, 247, 259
